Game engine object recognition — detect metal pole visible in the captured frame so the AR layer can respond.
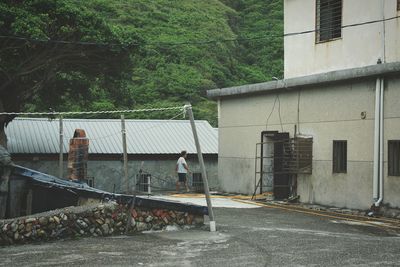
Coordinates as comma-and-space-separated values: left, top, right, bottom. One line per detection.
121, 115, 129, 193
58, 116, 63, 178
185, 104, 216, 232
148, 175, 151, 196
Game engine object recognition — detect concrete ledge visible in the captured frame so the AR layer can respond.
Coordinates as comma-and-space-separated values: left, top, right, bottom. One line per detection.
207, 62, 400, 99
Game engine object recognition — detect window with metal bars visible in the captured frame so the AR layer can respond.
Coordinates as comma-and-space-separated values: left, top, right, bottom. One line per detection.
388, 140, 400, 176
316, 0, 342, 42
333, 140, 347, 173
397, 0, 400, 11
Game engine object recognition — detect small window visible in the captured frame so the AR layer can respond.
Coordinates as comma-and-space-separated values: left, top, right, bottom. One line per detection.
333, 140, 347, 173
388, 140, 400, 176
316, 0, 342, 42
398, 0, 400, 11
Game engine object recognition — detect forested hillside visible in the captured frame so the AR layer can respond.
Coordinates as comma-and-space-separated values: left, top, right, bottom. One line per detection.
0, 0, 283, 126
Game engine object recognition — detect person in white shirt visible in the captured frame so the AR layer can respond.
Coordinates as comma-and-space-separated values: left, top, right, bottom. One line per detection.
176, 150, 190, 192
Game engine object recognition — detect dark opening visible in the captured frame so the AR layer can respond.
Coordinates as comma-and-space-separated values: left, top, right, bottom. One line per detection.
192, 173, 204, 193
388, 140, 400, 176
273, 133, 291, 199
398, 0, 400, 11
316, 0, 342, 42
333, 140, 347, 173
31, 185, 78, 214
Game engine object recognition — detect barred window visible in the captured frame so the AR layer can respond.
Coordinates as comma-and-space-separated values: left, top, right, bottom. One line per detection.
316, 0, 342, 42
333, 140, 347, 173
397, 0, 400, 11
388, 140, 400, 176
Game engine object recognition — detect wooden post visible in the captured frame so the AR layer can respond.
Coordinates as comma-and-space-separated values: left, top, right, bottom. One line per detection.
185, 104, 216, 232
121, 115, 129, 193
0, 145, 11, 218
58, 116, 63, 178
26, 189, 33, 215
0, 167, 10, 219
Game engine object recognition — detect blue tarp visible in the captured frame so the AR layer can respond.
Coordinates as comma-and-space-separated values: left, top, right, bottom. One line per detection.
13, 165, 208, 215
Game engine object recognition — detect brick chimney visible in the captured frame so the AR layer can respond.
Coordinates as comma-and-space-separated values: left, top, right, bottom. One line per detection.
67, 129, 89, 181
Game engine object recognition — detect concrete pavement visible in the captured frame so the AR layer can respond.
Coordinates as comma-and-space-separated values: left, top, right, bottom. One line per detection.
0, 205, 399, 266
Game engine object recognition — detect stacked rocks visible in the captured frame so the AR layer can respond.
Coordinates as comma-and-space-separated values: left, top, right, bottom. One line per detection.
0, 203, 204, 246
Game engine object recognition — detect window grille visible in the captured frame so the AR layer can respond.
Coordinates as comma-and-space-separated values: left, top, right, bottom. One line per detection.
137, 173, 151, 193
256, 137, 313, 176
282, 137, 313, 174
333, 140, 347, 173
85, 177, 95, 187
316, 0, 342, 42
388, 140, 400, 176
191, 173, 204, 193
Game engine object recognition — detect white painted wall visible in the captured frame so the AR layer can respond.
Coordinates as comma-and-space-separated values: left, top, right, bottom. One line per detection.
284, 0, 400, 78
217, 77, 400, 209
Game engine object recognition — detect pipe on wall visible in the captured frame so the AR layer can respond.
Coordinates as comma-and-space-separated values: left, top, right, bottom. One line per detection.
373, 78, 380, 201
375, 78, 385, 207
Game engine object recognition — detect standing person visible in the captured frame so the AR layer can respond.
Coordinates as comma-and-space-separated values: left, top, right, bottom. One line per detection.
176, 150, 190, 192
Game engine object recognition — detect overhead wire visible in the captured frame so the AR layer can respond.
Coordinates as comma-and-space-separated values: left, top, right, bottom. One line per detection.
0, 106, 184, 116
0, 15, 399, 48
54, 109, 185, 142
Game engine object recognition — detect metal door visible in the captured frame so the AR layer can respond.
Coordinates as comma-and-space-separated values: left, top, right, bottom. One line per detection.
273, 132, 291, 199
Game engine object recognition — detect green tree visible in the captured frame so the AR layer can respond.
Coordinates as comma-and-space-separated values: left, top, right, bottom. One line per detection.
0, 0, 140, 146
0, 0, 284, 147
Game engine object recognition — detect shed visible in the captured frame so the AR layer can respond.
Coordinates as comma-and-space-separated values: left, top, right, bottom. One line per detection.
5, 118, 219, 193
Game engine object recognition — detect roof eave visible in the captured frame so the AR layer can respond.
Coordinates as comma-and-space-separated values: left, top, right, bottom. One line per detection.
207, 62, 400, 99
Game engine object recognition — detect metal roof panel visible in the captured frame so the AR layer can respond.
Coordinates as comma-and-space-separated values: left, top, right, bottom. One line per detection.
5, 118, 218, 155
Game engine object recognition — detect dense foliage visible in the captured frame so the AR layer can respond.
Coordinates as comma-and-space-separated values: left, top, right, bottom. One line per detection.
0, 0, 283, 127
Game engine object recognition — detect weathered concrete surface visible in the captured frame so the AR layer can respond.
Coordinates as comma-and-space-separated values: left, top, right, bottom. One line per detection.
0, 207, 399, 266
215, 76, 400, 209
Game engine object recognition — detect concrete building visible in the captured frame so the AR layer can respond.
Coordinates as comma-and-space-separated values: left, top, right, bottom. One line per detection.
208, 0, 400, 210
5, 118, 218, 193
285, 0, 400, 78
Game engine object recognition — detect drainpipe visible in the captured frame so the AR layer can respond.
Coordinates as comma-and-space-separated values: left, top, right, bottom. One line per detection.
372, 0, 386, 208
375, 78, 384, 207
372, 78, 380, 201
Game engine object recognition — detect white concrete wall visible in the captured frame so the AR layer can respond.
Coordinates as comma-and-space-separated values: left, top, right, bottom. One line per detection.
284, 0, 400, 78
218, 77, 400, 209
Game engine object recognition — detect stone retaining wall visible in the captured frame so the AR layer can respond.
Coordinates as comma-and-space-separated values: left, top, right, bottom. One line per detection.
0, 202, 204, 246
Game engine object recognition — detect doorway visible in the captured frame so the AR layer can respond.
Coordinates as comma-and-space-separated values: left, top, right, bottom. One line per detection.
256, 131, 291, 199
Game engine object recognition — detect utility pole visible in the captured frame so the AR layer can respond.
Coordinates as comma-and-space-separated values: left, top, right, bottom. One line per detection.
58, 116, 63, 178
185, 104, 216, 232
121, 115, 129, 193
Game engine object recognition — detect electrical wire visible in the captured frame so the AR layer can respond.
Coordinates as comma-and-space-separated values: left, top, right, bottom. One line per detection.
0, 106, 184, 116
1, 15, 399, 48
265, 94, 279, 131
83, 110, 185, 141
277, 95, 284, 132
284, 15, 400, 37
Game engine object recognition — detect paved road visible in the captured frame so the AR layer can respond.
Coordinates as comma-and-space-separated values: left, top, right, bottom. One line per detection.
1, 206, 399, 267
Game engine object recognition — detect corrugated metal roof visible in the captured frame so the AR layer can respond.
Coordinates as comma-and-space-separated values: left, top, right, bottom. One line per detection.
6, 118, 218, 155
